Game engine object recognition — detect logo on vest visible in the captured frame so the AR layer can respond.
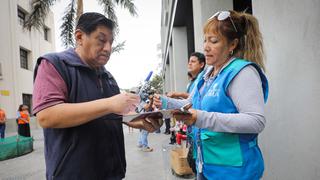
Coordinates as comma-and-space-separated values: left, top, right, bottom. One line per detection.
206, 83, 220, 97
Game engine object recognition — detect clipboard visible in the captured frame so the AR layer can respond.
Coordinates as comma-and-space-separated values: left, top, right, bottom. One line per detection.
123, 103, 192, 123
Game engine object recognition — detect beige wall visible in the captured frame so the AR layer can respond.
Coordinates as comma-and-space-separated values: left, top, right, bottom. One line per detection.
253, 0, 320, 179
0, 0, 55, 118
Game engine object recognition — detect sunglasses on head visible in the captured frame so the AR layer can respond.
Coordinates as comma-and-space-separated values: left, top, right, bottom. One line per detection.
209, 11, 238, 33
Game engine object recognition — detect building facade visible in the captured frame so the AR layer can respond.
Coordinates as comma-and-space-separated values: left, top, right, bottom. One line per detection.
0, 0, 55, 118
161, 0, 320, 179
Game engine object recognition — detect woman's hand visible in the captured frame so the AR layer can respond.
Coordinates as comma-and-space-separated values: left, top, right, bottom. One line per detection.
166, 92, 176, 98
152, 94, 163, 109
172, 109, 197, 126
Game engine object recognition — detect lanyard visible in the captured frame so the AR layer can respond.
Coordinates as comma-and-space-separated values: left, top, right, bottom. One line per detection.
195, 72, 217, 174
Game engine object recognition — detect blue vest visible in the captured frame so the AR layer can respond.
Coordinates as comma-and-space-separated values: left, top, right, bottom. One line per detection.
187, 70, 205, 94
191, 59, 268, 180
34, 48, 126, 180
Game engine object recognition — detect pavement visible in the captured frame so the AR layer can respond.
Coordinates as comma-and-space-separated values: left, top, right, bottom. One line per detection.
0, 126, 195, 180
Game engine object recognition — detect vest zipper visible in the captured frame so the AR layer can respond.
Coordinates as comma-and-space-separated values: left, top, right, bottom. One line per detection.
98, 77, 104, 94
97, 71, 104, 94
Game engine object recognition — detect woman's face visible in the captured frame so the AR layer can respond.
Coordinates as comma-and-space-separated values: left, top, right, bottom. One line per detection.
203, 31, 232, 67
22, 106, 29, 112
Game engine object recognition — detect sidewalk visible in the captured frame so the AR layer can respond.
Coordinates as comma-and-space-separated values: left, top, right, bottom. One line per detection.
0, 126, 194, 180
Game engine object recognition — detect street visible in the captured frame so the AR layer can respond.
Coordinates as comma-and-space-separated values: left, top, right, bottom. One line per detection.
0, 126, 193, 180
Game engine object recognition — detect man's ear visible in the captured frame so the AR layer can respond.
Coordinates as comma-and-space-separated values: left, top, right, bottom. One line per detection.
200, 62, 205, 69
75, 29, 84, 46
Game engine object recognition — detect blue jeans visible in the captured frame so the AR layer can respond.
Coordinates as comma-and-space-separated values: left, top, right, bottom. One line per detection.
0, 124, 5, 138
138, 130, 149, 148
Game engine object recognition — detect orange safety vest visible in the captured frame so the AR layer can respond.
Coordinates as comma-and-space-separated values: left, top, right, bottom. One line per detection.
18, 111, 30, 124
0, 110, 5, 123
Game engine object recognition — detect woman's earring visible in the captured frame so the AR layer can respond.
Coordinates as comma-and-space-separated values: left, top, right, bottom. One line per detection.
230, 50, 234, 56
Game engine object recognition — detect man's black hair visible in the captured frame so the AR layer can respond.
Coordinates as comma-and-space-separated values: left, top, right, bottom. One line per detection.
190, 52, 206, 71
76, 12, 114, 34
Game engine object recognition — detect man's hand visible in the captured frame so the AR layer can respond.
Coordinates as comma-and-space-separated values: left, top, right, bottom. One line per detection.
108, 93, 140, 115
124, 113, 163, 132
172, 109, 197, 126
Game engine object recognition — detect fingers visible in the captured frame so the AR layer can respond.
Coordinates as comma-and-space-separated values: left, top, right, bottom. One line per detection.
121, 93, 140, 114
125, 93, 140, 105
173, 114, 190, 122
152, 94, 162, 109
127, 104, 137, 113
173, 109, 197, 125
167, 92, 174, 98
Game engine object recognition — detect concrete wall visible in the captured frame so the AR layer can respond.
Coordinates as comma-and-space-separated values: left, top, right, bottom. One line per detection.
168, 46, 174, 91
171, 27, 189, 92
164, 63, 171, 93
253, 0, 320, 179
192, 0, 233, 52
0, 0, 55, 118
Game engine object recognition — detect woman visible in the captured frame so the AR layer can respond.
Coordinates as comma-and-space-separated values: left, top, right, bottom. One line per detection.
17, 104, 31, 137
154, 10, 268, 179
0, 108, 6, 139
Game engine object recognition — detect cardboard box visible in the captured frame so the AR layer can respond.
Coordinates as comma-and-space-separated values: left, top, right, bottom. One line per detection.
170, 147, 193, 175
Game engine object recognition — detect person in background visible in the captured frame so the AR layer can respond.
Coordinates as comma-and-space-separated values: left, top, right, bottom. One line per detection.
154, 10, 268, 180
163, 93, 171, 135
32, 12, 161, 179
166, 52, 206, 174
163, 118, 171, 135
137, 95, 154, 152
0, 108, 6, 139
172, 121, 187, 146
166, 52, 206, 99
17, 104, 31, 137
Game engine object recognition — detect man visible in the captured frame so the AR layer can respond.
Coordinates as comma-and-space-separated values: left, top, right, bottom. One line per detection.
0, 108, 6, 139
166, 52, 205, 174
164, 53, 205, 135
167, 52, 205, 99
33, 12, 160, 180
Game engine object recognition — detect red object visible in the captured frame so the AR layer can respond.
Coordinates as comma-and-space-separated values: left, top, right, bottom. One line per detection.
176, 133, 187, 145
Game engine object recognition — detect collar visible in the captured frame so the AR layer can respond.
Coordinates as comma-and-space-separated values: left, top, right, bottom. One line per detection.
203, 57, 237, 81
62, 48, 110, 76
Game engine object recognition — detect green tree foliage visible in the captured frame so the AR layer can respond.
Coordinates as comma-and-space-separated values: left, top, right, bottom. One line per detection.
149, 73, 163, 94
24, 0, 137, 51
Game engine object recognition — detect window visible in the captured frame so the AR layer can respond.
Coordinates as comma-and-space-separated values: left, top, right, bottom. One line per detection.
20, 48, 29, 69
22, 94, 33, 114
233, 0, 252, 14
18, 8, 26, 26
44, 26, 50, 41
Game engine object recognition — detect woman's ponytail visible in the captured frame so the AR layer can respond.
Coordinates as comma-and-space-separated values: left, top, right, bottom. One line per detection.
241, 13, 265, 71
